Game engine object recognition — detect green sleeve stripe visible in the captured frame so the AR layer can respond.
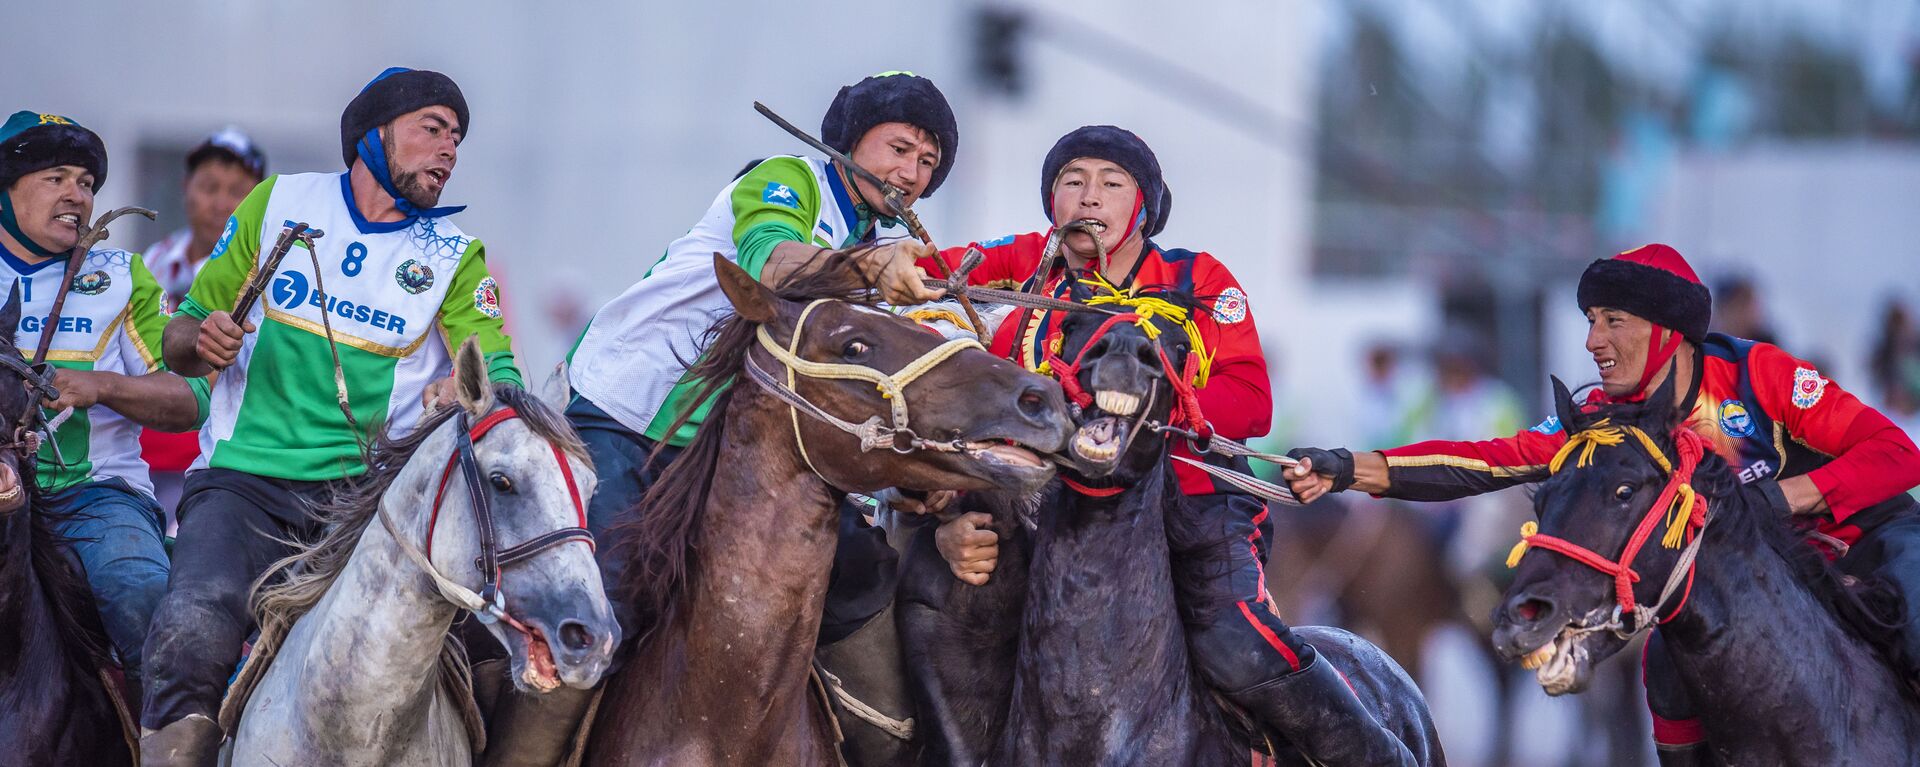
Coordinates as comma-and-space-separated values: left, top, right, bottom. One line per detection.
125, 253, 169, 371
185, 174, 276, 315
187, 375, 212, 427
485, 351, 524, 388
177, 296, 213, 321
438, 239, 522, 384
736, 221, 807, 280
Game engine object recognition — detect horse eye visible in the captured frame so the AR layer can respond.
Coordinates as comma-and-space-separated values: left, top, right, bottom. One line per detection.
842, 340, 872, 360
489, 471, 515, 494
1613, 483, 1634, 501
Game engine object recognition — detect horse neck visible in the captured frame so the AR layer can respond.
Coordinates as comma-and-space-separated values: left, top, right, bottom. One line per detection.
0, 514, 35, 676
276, 446, 460, 739
0, 510, 83, 731
1015, 462, 1201, 726
1655, 494, 1915, 748
678, 390, 839, 709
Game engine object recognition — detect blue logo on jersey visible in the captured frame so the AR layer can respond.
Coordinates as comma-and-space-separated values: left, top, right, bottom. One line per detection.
1718, 399, 1755, 438
762, 182, 800, 209
271, 270, 410, 334
978, 234, 1016, 249
210, 216, 238, 260
1529, 415, 1563, 435
272, 270, 309, 309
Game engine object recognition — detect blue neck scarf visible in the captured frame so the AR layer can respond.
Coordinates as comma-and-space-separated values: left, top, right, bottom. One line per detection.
354, 128, 465, 219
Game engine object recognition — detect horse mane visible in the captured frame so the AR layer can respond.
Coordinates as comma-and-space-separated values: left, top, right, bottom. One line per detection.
1577, 399, 1908, 675
221, 384, 587, 738
610, 249, 880, 642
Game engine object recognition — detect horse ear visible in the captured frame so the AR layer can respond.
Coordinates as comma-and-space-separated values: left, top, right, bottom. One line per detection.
454, 336, 495, 417
0, 281, 20, 340
714, 252, 780, 324
1551, 375, 1579, 432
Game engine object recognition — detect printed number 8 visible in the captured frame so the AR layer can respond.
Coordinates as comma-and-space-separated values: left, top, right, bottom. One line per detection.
343, 242, 368, 277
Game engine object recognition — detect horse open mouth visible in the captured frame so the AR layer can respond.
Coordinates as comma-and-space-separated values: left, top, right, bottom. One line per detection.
0, 460, 23, 513
969, 441, 1049, 470
518, 625, 562, 693
1069, 416, 1128, 469
1518, 624, 1597, 696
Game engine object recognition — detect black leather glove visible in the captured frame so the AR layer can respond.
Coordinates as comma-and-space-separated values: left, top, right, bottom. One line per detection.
1286, 447, 1357, 493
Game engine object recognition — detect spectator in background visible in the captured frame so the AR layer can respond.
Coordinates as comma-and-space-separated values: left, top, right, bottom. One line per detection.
138, 127, 266, 525
1712, 274, 1778, 346
1871, 298, 1920, 449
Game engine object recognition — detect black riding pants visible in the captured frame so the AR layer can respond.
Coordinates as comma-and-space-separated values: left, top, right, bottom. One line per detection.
1642, 507, 1920, 746
139, 469, 329, 730
565, 395, 895, 647
1170, 483, 1317, 694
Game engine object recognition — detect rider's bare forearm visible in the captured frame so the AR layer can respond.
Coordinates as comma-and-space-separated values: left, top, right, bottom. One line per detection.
163, 314, 211, 378
1779, 475, 1831, 516
98, 372, 202, 432
759, 241, 832, 288
1351, 450, 1391, 495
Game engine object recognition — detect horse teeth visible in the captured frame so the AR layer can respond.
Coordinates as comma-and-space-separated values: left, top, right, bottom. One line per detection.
1521, 642, 1556, 670
1095, 390, 1140, 416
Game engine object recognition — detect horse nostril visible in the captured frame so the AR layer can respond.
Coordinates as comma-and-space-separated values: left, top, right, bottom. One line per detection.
1514, 597, 1554, 623
1017, 386, 1049, 420
558, 620, 595, 652
1136, 343, 1160, 368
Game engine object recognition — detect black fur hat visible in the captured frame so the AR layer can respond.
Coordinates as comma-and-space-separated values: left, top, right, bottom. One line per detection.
1576, 243, 1712, 342
0, 111, 108, 192
1041, 125, 1171, 238
820, 72, 958, 198
339, 67, 470, 168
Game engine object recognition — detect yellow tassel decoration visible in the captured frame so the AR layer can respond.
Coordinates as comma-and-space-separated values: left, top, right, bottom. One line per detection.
1507, 521, 1539, 568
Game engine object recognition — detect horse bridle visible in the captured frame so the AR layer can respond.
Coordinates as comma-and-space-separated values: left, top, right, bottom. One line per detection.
742, 298, 987, 480
0, 354, 58, 458
1504, 420, 1713, 639
377, 406, 593, 638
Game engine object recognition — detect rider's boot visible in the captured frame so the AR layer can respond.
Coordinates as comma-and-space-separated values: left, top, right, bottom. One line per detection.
1230, 654, 1416, 767
1655, 742, 1718, 767
481, 683, 599, 767
139, 713, 222, 767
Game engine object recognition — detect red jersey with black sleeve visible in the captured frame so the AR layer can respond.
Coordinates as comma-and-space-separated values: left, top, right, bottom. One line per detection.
921, 231, 1272, 495
1377, 334, 1920, 545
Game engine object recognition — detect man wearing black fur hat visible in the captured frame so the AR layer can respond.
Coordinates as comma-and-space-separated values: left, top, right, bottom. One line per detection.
0, 109, 208, 721
920, 125, 1416, 766
141, 67, 522, 764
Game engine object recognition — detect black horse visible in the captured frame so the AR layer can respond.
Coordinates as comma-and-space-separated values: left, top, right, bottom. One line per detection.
901, 281, 1442, 766
1493, 375, 1920, 765
0, 285, 133, 765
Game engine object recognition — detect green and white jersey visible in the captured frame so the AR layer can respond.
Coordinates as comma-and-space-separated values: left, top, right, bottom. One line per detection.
0, 244, 196, 495
180, 172, 522, 481
569, 155, 897, 446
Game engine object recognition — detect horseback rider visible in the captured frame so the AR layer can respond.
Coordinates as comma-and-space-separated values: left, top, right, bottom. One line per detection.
517, 70, 956, 763
0, 110, 208, 711
923, 125, 1415, 767
1284, 243, 1920, 766
139, 68, 523, 765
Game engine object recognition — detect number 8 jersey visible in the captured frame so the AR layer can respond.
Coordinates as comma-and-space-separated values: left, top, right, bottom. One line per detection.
180, 172, 521, 481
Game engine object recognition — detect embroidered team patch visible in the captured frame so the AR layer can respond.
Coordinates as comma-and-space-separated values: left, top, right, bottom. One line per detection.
394, 259, 435, 294
71, 270, 111, 295
211, 216, 238, 260
762, 182, 800, 209
1791, 367, 1828, 409
473, 277, 501, 318
1211, 287, 1249, 324
1717, 399, 1755, 437
1530, 415, 1563, 435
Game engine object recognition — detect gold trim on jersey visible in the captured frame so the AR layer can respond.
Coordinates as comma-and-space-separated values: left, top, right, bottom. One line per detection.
265, 308, 431, 358
1385, 453, 1545, 478
15, 307, 130, 363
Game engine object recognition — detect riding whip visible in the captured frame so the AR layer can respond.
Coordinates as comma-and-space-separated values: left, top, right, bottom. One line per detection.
230, 223, 322, 322
31, 206, 156, 365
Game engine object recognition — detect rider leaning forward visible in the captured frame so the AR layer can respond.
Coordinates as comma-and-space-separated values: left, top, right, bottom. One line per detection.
1285, 243, 1920, 766
140, 67, 522, 765
922, 125, 1416, 767
0, 109, 207, 714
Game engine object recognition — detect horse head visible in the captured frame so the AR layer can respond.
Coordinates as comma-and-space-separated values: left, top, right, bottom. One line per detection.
1050, 273, 1204, 484
715, 253, 1073, 495
0, 282, 44, 515
420, 339, 618, 693
1492, 372, 1720, 695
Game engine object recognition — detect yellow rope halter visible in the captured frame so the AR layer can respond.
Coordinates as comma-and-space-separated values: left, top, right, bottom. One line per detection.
1073, 272, 1215, 386
1508, 420, 1699, 568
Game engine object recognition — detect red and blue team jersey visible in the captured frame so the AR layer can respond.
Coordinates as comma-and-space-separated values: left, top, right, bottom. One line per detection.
921, 231, 1271, 496
1378, 334, 1920, 545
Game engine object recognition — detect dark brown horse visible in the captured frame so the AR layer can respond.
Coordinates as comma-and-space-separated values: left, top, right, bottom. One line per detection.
582, 255, 1075, 766
0, 285, 133, 765
903, 283, 1443, 765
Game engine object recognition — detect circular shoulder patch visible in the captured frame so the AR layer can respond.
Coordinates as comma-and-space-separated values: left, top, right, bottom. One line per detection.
473, 276, 502, 319
1211, 287, 1249, 324
1791, 367, 1828, 409
395, 259, 436, 294
72, 270, 112, 295
1717, 399, 1755, 438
